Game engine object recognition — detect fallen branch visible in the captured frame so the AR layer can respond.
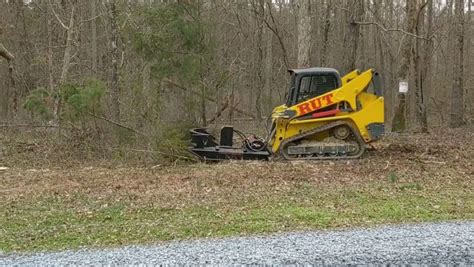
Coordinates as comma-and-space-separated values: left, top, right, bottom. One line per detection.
420, 160, 446, 165
383, 160, 390, 170
87, 113, 145, 136
163, 79, 256, 119
206, 98, 229, 125
0, 124, 62, 128
114, 147, 198, 162
0, 43, 14, 62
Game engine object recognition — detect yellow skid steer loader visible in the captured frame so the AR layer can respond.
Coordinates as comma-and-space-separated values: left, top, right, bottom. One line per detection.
190, 68, 384, 161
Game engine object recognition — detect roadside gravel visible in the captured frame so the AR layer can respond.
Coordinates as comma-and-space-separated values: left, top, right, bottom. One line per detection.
1, 221, 473, 265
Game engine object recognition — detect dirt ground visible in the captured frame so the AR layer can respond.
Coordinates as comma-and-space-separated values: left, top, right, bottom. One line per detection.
1, 126, 473, 206
0, 126, 473, 251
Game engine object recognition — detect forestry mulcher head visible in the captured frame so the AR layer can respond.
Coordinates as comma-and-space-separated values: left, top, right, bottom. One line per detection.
189, 68, 385, 161
189, 127, 270, 161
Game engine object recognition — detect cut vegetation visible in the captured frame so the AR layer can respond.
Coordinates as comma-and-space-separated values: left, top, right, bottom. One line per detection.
0, 128, 473, 252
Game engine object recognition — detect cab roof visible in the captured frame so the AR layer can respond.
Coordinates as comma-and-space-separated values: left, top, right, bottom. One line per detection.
288, 67, 340, 76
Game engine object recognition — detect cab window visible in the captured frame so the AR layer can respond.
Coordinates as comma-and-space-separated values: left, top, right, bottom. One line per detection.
296, 74, 338, 103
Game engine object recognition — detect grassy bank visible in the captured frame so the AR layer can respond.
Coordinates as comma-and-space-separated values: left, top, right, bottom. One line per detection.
1, 161, 472, 252
1, 128, 473, 252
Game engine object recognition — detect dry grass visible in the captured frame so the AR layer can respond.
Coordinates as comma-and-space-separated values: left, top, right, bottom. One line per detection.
0, 127, 473, 252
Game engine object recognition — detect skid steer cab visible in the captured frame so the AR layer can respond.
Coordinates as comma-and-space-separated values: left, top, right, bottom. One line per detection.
190, 67, 384, 161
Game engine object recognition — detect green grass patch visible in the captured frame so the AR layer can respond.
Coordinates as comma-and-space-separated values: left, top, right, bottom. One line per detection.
1, 180, 472, 252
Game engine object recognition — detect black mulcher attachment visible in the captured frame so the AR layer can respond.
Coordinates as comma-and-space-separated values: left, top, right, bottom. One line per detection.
189, 126, 270, 161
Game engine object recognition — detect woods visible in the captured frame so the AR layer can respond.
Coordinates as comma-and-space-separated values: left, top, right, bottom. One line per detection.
0, 0, 472, 146
1, 0, 474, 256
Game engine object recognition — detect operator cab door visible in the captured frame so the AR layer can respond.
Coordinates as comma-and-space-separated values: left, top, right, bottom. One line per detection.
286, 71, 341, 107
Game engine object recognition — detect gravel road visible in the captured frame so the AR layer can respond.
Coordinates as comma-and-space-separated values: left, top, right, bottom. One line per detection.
1, 221, 473, 265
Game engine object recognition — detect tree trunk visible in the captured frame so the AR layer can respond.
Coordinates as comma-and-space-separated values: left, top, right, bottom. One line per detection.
91, 0, 98, 75
54, 2, 77, 123
374, 0, 387, 121
142, 62, 151, 109
263, 1, 273, 114
296, 0, 311, 68
467, 0, 473, 121
449, 0, 465, 127
107, 0, 121, 122
392, 0, 418, 132
418, 0, 433, 132
46, 2, 54, 93
254, 0, 265, 119
59, 12, 75, 88
386, 0, 397, 129
411, 0, 429, 132
320, 0, 331, 67
342, 0, 364, 74
0, 43, 14, 121
200, 82, 206, 126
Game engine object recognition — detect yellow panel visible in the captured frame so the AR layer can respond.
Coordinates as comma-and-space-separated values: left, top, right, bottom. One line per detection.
341, 69, 360, 85
270, 68, 384, 153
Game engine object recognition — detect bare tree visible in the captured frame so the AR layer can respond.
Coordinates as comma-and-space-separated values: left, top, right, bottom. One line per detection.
263, 1, 273, 114
467, 0, 473, 122
48, 0, 78, 123
46, 1, 55, 94
392, 0, 419, 132
106, 0, 121, 122
413, 0, 429, 132
342, 0, 364, 74
319, 0, 332, 67
0, 42, 15, 120
253, 0, 265, 119
450, 0, 465, 127
0, 0, 471, 138
91, 0, 98, 75
296, 0, 311, 68
416, 0, 433, 132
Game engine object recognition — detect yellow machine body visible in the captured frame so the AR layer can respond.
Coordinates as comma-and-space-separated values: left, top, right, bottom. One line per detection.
270, 69, 384, 155
189, 67, 385, 161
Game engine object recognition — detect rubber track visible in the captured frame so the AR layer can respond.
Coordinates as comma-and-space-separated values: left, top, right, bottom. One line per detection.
279, 120, 366, 160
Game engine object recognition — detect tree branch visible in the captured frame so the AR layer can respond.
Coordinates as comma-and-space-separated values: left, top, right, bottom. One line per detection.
354, 21, 435, 40
162, 79, 256, 119
264, 2, 290, 69
0, 124, 62, 129
0, 43, 14, 62
48, 0, 69, 30
206, 98, 229, 125
87, 113, 144, 136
